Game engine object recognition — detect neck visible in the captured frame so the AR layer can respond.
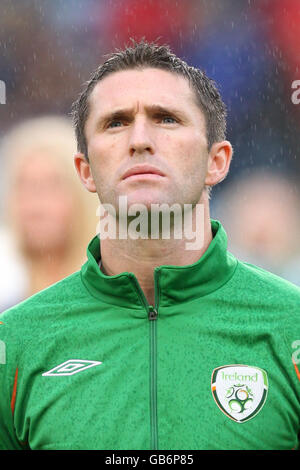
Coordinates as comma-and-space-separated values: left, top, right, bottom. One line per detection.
100, 196, 212, 306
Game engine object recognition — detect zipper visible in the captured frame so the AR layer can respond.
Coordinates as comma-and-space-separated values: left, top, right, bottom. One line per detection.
130, 271, 160, 450
148, 304, 158, 450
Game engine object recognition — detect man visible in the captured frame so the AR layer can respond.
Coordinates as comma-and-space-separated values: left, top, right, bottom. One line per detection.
0, 41, 299, 450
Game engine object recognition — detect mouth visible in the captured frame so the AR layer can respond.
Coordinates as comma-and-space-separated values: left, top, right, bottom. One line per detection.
122, 165, 166, 181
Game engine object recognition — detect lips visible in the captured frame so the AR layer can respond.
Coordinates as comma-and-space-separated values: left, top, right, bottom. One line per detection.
122, 165, 165, 180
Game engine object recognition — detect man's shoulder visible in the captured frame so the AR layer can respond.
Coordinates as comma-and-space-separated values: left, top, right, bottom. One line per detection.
0, 269, 84, 327
227, 259, 300, 364
234, 257, 300, 307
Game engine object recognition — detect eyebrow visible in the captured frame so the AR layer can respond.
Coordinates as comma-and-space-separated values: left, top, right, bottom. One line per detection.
95, 104, 187, 129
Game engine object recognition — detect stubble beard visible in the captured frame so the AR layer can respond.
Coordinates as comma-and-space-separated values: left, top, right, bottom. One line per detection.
96, 176, 206, 242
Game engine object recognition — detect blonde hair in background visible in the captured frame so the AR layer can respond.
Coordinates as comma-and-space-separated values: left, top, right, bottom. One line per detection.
1, 115, 99, 278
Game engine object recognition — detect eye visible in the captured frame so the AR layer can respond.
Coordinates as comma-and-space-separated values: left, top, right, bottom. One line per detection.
107, 120, 123, 129
160, 115, 177, 124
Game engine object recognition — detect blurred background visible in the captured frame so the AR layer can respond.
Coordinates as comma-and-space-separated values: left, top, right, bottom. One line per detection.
0, 0, 299, 311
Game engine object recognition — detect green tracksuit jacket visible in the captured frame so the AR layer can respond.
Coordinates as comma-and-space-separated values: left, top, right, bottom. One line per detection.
0, 220, 299, 450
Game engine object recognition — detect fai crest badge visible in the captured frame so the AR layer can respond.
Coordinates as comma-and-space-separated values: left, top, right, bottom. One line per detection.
211, 364, 268, 423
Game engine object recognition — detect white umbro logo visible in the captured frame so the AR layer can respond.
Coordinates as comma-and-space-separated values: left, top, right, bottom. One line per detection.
42, 359, 102, 376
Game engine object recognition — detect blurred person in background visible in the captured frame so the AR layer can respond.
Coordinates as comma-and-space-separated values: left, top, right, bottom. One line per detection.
213, 170, 300, 286
0, 116, 98, 312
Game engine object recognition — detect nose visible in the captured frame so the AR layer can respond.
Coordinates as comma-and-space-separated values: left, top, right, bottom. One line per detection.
128, 118, 155, 157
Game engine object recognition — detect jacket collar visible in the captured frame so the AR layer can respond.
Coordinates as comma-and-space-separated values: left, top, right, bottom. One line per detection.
81, 219, 237, 310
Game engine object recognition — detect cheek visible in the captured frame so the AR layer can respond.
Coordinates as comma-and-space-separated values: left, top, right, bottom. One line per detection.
89, 133, 121, 161
89, 139, 121, 184
171, 136, 208, 177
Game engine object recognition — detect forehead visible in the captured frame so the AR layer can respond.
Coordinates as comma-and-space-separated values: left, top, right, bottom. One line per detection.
87, 67, 202, 119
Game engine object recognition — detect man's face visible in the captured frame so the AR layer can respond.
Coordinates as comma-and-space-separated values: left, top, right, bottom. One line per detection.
84, 68, 210, 212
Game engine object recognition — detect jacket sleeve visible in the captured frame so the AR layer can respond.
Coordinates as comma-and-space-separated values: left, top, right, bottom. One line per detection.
283, 311, 300, 389
0, 322, 23, 450
283, 308, 300, 450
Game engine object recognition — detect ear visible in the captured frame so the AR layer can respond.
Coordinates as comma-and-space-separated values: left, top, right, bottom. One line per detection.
205, 140, 233, 187
74, 153, 97, 193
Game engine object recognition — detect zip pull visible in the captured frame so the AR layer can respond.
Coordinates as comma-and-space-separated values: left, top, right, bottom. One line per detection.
148, 305, 158, 321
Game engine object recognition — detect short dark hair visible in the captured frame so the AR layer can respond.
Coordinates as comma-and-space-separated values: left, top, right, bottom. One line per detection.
71, 40, 227, 160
